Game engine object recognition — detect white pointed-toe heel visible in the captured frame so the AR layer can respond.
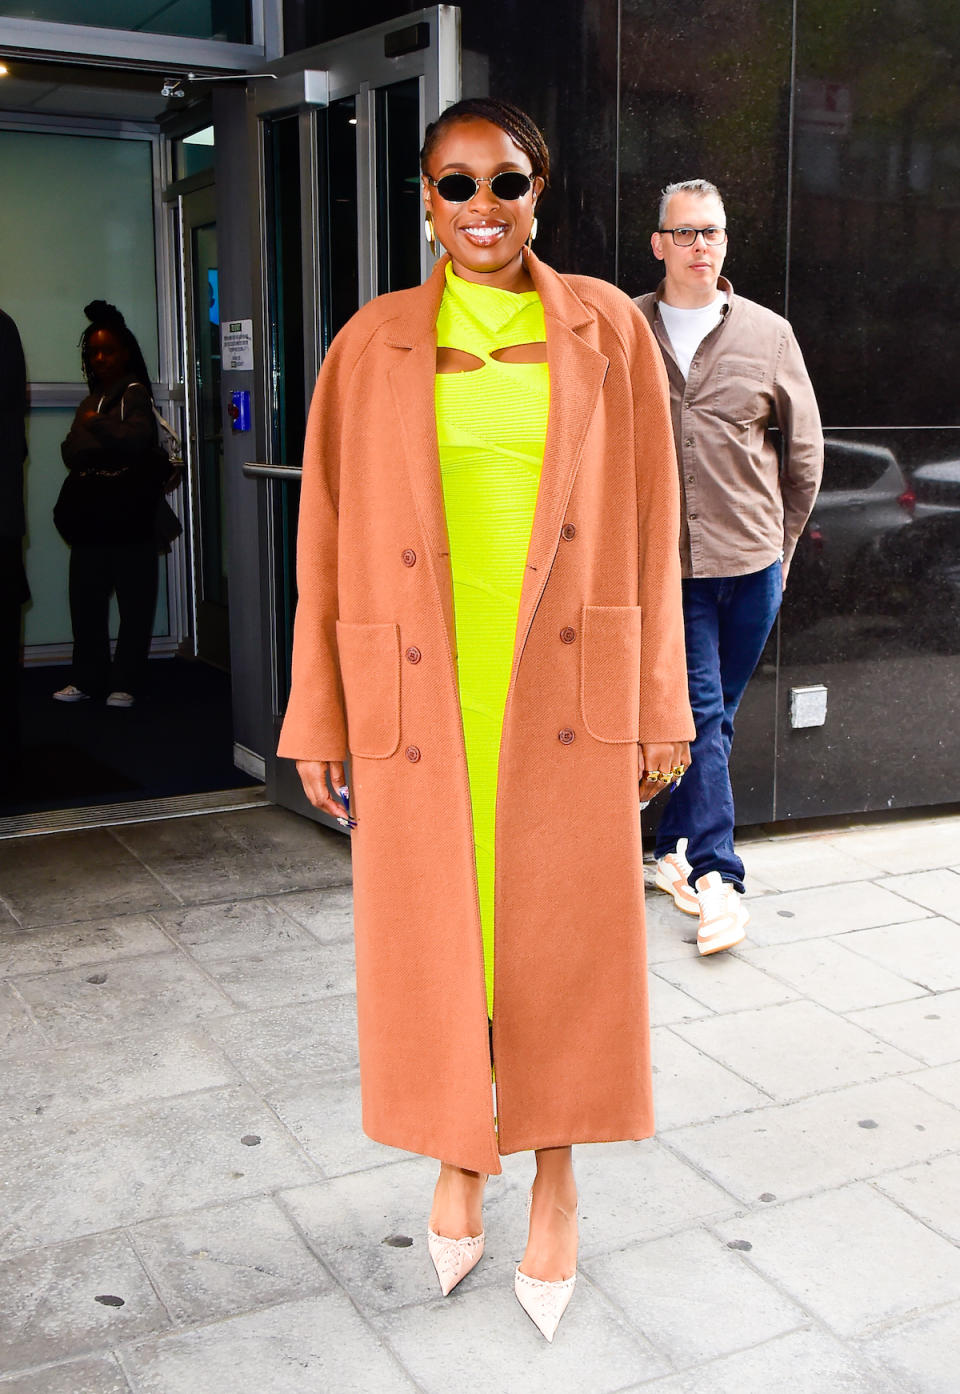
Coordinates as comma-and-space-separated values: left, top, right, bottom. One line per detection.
427, 1228, 485, 1296
515, 1188, 578, 1341
514, 1265, 577, 1341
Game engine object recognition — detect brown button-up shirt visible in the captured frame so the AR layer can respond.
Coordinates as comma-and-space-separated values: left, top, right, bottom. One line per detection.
634, 277, 824, 579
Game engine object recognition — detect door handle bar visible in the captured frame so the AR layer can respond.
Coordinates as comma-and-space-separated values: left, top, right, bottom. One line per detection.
243, 462, 303, 480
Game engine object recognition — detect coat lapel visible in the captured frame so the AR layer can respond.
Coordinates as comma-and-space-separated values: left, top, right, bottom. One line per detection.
513, 253, 608, 659
387, 259, 456, 648
386, 253, 609, 665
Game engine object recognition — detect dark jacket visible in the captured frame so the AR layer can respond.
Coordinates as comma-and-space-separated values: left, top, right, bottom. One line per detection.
57, 377, 165, 545
0, 309, 28, 542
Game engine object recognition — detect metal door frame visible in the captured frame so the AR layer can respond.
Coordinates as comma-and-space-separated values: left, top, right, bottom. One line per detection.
231, 7, 460, 821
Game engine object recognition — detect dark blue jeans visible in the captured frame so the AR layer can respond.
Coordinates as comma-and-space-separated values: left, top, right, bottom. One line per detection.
655, 560, 782, 892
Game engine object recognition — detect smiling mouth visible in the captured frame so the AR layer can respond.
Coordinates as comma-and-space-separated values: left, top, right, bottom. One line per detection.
460, 223, 508, 246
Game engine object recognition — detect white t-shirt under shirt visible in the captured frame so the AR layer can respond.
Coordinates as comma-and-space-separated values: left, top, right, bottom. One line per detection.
658, 292, 728, 378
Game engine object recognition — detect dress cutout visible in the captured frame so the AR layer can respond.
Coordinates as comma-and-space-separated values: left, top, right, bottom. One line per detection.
435, 263, 550, 1017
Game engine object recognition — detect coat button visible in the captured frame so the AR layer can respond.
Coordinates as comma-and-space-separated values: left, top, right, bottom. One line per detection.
405, 646, 421, 664
405, 745, 421, 762
684, 438, 693, 447
561, 523, 577, 541
401, 549, 417, 567
689, 513, 698, 521
558, 728, 576, 745
560, 627, 576, 644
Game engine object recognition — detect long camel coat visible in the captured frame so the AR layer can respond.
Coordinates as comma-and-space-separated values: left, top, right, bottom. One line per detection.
278, 251, 694, 1174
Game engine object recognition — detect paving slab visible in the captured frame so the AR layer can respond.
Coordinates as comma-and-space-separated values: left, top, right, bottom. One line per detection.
664, 1076, 960, 1204
641, 893, 700, 965
0, 1355, 131, 1393
653, 952, 799, 1014
877, 869, 960, 923
200, 939, 356, 1010
154, 898, 316, 962
715, 1183, 960, 1339
850, 989, 960, 1066
203, 994, 359, 1089
265, 1072, 406, 1177
652, 1027, 771, 1131
0, 831, 178, 929
739, 937, 929, 1012
0, 983, 46, 1057
843, 917, 960, 993
671, 999, 916, 1102
739, 837, 878, 891
620, 1325, 904, 1393
268, 885, 355, 944
278, 1155, 520, 1312
908, 1059, 960, 1108
120, 1292, 418, 1394
573, 1139, 739, 1255
0, 1027, 237, 1129
648, 972, 714, 1026
11, 952, 233, 1047
114, 809, 351, 905
872, 1153, 960, 1244
741, 880, 927, 946
128, 1195, 328, 1325
860, 1300, 960, 1394
0, 1085, 318, 1258
373, 1278, 667, 1394
583, 1225, 804, 1367
0, 1231, 169, 1374
828, 816, 960, 876
0, 916, 172, 977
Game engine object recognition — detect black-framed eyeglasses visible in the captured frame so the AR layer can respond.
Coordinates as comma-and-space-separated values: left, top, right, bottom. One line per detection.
659, 225, 727, 247
425, 171, 535, 203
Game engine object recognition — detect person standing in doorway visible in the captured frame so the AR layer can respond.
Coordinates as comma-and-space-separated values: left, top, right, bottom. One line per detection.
52, 301, 166, 708
634, 179, 823, 954
0, 307, 30, 791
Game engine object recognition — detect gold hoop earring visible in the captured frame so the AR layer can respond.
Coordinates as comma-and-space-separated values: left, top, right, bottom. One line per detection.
527, 215, 539, 248
424, 214, 438, 256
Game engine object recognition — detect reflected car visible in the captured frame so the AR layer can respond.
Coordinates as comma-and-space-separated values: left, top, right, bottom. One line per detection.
791, 438, 916, 603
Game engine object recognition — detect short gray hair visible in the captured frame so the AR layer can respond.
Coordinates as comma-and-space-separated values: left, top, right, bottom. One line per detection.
658, 179, 724, 229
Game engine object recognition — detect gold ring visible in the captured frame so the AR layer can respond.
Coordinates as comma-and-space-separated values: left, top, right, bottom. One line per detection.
670, 766, 686, 780
644, 769, 670, 784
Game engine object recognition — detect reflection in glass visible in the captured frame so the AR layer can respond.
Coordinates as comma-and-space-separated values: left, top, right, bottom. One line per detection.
318, 96, 360, 350
791, 4, 960, 425
0, 0, 251, 42
376, 78, 422, 295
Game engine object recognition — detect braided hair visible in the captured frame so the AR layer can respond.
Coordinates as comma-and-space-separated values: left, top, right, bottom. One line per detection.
80, 300, 153, 397
420, 97, 550, 187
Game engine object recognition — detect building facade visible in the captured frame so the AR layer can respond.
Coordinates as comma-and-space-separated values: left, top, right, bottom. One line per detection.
1, 0, 957, 831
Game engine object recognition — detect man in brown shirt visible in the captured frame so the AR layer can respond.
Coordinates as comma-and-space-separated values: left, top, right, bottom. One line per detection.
634, 179, 823, 954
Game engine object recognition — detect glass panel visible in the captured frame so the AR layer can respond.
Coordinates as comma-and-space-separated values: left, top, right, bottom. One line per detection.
264, 113, 306, 704
376, 78, 422, 294
0, 0, 251, 43
778, 427, 960, 815
0, 130, 158, 383
173, 126, 215, 181
191, 221, 226, 608
318, 95, 360, 350
791, 5, 960, 425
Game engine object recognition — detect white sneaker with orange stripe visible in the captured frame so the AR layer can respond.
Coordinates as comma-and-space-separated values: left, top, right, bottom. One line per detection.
654, 842, 699, 916
694, 871, 749, 955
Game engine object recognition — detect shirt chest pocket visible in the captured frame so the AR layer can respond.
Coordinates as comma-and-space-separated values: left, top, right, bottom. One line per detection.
708, 359, 770, 428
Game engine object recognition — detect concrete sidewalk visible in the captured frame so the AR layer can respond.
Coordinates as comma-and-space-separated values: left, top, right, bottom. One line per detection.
0, 805, 958, 1393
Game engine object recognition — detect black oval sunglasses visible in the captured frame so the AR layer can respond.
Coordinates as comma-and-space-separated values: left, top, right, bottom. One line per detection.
425, 171, 534, 203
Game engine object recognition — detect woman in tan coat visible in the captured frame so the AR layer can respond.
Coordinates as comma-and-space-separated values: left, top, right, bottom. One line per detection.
278, 98, 693, 1340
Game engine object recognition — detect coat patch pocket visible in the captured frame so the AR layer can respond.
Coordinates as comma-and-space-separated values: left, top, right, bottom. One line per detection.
579, 605, 643, 743
335, 621, 401, 759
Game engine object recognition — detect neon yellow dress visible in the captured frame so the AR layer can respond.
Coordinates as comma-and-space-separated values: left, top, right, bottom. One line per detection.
434, 263, 550, 1018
